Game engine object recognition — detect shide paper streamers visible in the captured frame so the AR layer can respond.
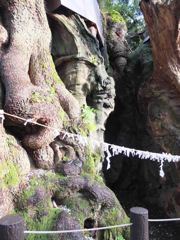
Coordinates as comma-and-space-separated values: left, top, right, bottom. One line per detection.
0, 109, 180, 178
56, 131, 179, 178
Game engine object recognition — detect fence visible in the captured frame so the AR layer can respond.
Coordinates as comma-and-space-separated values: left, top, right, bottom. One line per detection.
0, 110, 180, 179
0, 207, 180, 240
0, 112, 180, 239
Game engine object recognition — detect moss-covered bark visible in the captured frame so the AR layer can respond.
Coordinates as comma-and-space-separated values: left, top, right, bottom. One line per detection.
0, 1, 128, 239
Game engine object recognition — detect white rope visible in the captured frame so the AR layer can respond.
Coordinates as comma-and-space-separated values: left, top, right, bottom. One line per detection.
1, 109, 180, 177
23, 218, 180, 235
149, 218, 180, 222
24, 223, 132, 235
2, 110, 58, 131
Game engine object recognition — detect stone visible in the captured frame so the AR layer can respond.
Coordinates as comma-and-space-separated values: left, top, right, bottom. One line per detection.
49, 11, 115, 141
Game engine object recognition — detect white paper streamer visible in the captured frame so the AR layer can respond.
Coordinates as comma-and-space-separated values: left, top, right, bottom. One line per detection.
95, 143, 179, 177
1, 109, 180, 178
159, 160, 165, 178
103, 144, 111, 169
57, 132, 179, 178
0, 109, 5, 125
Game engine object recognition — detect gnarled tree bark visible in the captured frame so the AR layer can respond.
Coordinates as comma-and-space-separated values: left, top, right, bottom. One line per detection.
0, 1, 128, 239
0, 0, 80, 167
140, 0, 180, 154
139, 0, 180, 216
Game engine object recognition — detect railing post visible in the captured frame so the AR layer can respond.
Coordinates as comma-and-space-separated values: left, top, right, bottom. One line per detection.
130, 207, 149, 240
0, 215, 25, 240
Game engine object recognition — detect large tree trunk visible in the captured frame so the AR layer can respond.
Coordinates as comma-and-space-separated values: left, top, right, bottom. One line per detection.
139, 0, 180, 216
140, 0, 180, 154
141, 0, 180, 89
0, 1, 128, 239
0, 0, 80, 167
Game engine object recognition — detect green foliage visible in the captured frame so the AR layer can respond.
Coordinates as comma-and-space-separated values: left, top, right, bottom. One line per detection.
81, 105, 97, 135
20, 208, 60, 240
15, 173, 64, 240
20, 177, 43, 204
82, 147, 101, 177
109, 9, 125, 23
115, 1, 145, 49
100, 0, 145, 49
19, 173, 62, 207
115, 1, 143, 30
101, 207, 130, 240
64, 195, 91, 225
116, 236, 126, 240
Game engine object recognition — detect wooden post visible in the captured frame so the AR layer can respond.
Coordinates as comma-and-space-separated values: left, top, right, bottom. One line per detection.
130, 207, 149, 240
0, 215, 25, 240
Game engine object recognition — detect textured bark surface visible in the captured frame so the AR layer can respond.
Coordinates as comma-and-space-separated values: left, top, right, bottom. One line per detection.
106, 16, 129, 80
0, 0, 81, 169
139, 0, 180, 215
0, 1, 128, 239
140, 0, 180, 154
105, 0, 180, 219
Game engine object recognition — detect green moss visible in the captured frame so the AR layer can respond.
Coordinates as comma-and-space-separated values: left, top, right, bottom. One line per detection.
18, 208, 60, 240
39, 54, 62, 85
15, 173, 66, 240
0, 160, 20, 188
109, 10, 125, 23
82, 147, 101, 178
83, 152, 96, 176
19, 172, 66, 207
103, 208, 129, 226
50, 85, 56, 95
101, 207, 130, 240
62, 155, 69, 162
6, 136, 20, 158
89, 55, 99, 66
20, 178, 41, 204
58, 109, 66, 123
31, 92, 44, 103
38, 56, 62, 104
30, 90, 55, 104
80, 105, 97, 136
49, 57, 62, 85
6, 135, 16, 147
14, 173, 73, 240
0, 135, 24, 189
64, 194, 91, 226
